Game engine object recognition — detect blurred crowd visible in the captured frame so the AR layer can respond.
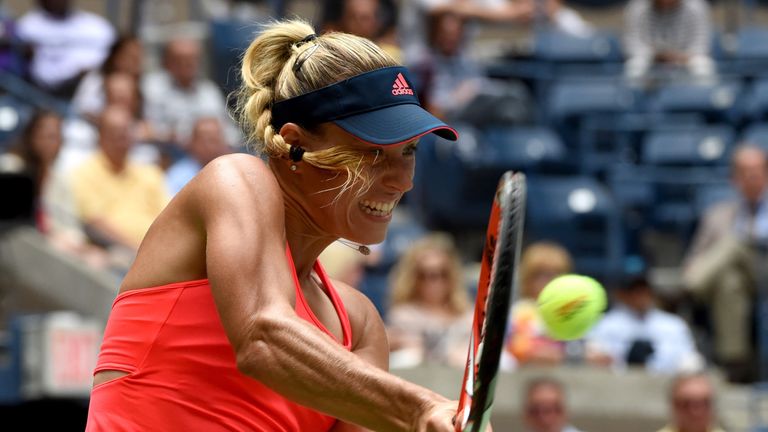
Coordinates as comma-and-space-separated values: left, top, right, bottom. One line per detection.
0, 0, 765, 428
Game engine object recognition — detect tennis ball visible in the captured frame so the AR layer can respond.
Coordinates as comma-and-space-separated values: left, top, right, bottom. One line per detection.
537, 274, 606, 341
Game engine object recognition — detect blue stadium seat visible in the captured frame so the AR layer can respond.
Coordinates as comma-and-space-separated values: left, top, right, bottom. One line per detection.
740, 79, 768, 123
546, 79, 637, 126
533, 30, 622, 63
647, 81, 742, 123
479, 126, 568, 172
695, 182, 736, 215
732, 27, 768, 61
741, 123, 768, 152
526, 176, 623, 283
0, 94, 32, 151
209, 19, 262, 97
641, 124, 735, 167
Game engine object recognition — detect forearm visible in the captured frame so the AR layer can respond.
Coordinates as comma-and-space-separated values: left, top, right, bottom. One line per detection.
239, 314, 447, 431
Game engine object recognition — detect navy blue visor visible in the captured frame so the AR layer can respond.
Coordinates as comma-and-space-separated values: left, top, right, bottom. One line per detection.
271, 66, 458, 145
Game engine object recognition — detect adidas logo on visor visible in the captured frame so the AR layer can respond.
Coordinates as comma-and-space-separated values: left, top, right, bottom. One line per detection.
391, 73, 414, 96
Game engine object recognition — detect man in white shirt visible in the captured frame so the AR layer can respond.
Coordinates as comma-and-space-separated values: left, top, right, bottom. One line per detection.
17, 0, 115, 97
587, 276, 703, 374
142, 37, 232, 146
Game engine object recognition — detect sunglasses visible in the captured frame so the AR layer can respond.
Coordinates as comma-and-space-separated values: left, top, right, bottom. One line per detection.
416, 268, 449, 281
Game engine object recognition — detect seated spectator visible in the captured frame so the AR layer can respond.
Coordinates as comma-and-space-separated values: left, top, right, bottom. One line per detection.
166, 117, 231, 196
414, 10, 531, 125
657, 372, 725, 432
682, 144, 768, 383
623, 0, 715, 86
386, 233, 472, 368
587, 275, 703, 374
72, 35, 144, 120
70, 106, 169, 252
0, 110, 107, 266
503, 242, 596, 368
538, 0, 595, 38
320, 0, 402, 62
399, 0, 534, 66
17, 0, 115, 98
523, 377, 583, 432
142, 37, 232, 146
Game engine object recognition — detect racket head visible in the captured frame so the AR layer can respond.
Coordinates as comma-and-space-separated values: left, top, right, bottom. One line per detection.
455, 171, 526, 432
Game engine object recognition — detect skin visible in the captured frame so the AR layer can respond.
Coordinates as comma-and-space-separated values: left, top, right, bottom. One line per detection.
524, 384, 568, 432
671, 376, 716, 432
29, 114, 62, 170
340, 0, 381, 40
93, 122, 461, 431
731, 146, 768, 208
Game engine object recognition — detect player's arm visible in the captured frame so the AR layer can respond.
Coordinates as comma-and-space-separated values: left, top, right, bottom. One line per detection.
330, 282, 391, 432
192, 155, 453, 432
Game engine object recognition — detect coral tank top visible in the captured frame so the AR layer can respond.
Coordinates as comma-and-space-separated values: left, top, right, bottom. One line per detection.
86, 248, 352, 431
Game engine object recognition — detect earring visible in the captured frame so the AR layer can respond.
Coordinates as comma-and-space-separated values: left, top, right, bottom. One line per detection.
290, 164, 297, 171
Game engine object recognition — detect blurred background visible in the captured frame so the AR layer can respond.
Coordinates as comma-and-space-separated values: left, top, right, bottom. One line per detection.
1, 0, 768, 430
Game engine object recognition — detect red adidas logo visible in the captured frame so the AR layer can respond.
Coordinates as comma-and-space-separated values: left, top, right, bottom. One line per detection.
392, 73, 414, 96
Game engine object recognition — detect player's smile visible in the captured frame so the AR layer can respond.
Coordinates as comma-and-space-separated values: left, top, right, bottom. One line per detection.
358, 199, 397, 218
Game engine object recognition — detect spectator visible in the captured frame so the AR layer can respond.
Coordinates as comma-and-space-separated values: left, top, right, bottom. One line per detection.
0, 110, 107, 266
166, 117, 231, 196
17, 0, 115, 98
623, 0, 714, 86
70, 106, 168, 252
72, 35, 144, 119
523, 377, 583, 432
504, 242, 570, 367
321, 0, 402, 62
142, 37, 231, 145
386, 233, 472, 368
657, 372, 725, 432
414, 11, 531, 125
399, 0, 534, 66
683, 145, 768, 383
587, 275, 703, 374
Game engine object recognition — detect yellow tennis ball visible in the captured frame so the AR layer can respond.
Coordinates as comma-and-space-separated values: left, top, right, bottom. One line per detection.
537, 274, 606, 341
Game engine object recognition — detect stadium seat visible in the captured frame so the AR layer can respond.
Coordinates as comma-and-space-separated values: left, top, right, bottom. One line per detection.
479, 126, 568, 172
525, 176, 623, 283
209, 19, 262, 97
533, 29, 622, 63
0, 94, 32, 151
546, 79, 637, 126
647, 81, 742, 123
732, 27, 768, 61
694, 182, 736, 215
739, 79, 768, 123
641, 124, 735, 167
741, 123, 768, 152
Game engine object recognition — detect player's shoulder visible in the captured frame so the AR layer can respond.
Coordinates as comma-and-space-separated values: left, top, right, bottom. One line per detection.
331, 279, 383, 330
199, 153, 276, 190
189, 153, 282, 214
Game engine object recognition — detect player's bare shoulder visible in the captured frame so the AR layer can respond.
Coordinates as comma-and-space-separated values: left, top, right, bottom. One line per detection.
186, 154, 283, 218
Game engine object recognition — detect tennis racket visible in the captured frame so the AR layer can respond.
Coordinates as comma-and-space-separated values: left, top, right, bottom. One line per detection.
454, 171, 526, 432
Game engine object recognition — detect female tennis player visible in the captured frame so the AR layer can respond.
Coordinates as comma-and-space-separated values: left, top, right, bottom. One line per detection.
85, 19, 463, 432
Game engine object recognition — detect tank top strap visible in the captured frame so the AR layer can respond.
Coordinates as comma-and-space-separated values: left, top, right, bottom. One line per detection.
284, 245, 352, 350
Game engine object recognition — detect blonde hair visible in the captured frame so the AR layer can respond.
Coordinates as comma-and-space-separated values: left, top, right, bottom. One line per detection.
235, 19, 398, 197
520, 242, 573, 299
389, 233, 470, 315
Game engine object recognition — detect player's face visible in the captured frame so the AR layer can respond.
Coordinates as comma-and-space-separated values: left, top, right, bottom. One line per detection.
295, 124, 417, 245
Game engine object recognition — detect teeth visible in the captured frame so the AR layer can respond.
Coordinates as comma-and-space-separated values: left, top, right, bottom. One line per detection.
360, 199, 396, 216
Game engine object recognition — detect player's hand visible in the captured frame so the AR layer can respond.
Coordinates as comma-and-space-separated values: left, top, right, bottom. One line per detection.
417, 400, 493, 432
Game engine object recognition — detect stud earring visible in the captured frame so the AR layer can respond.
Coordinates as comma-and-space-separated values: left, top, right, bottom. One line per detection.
290, 164, 297, 171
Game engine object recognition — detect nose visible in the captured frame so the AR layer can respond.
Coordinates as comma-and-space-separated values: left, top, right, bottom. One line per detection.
380, 153, 414, 194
